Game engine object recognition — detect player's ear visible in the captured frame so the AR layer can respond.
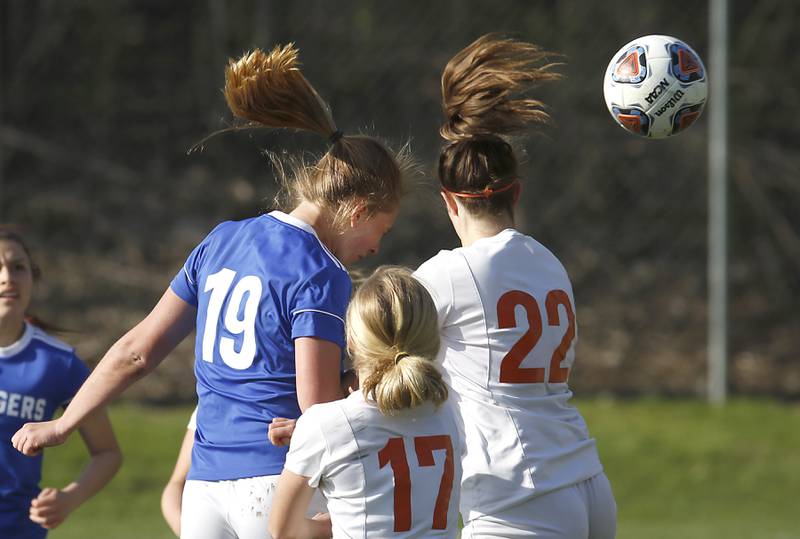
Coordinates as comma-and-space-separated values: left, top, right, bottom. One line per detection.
512, 182, 523, 206
348, 201, 368, 228
440, 190, 459, 217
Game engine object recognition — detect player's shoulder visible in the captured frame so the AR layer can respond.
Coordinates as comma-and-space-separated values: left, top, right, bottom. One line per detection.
415, 249, 464, 283
301, 397, 357, 444
29, 325, 75, 356
418, 248, 460, 269
202, 216, 257, 244
27, 325, 85, 372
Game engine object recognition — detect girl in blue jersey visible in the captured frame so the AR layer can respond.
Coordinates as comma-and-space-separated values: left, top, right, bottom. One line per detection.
13, 44, 406, 539
0, 228, 121, 539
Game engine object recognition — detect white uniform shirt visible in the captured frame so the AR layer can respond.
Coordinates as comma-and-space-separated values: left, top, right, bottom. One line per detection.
284, 390, 463, 538
415, 229, 603, 522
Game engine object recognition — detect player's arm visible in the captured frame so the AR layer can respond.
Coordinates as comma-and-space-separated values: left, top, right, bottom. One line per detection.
295, 337, 344, 412
29, 407, 122, 529
269, 367, 357, 447
268, 469, 332, 539
12, 289, 196, 455
161, 425, 194, 537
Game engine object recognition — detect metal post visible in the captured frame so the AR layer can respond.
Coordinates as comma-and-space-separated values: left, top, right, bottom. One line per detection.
708, 0, 729, 404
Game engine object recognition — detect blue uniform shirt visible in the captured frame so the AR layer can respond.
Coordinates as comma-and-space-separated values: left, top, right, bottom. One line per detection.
170, 211, 351, 481
0, 323, 89, 539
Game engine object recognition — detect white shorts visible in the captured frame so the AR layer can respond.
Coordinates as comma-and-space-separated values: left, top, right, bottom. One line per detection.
461, 473, 617, 539
180, 475, 327, 539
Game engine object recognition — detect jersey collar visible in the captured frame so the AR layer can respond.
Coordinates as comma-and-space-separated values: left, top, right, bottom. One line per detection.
0, 322, 34, 358
267, 211, 345, 270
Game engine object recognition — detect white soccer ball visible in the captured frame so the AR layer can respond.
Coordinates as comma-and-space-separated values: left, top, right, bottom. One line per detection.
603, 34, 707, 139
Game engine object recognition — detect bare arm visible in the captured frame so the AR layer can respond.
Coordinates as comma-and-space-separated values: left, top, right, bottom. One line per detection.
269, 339, 355, 447
28, 407, 122, 529
268, 469, 332, 539
295, 337, 343, 412
161, 426, 194, 537
13, 289, 196, 455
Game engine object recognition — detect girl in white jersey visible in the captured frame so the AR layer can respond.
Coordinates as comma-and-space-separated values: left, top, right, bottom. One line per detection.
13, 45, 408, 539
413, 34, 617, 539
269, 266, 463, 539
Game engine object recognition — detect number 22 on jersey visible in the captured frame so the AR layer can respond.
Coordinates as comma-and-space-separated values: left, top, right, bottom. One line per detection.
201, 268, 263, 370
378, 435, 455, 532
497, 289, 576, 384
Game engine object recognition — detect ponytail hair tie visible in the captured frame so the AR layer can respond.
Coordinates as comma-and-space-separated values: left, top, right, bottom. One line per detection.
329, 130, 345, 145
394, 352, 409, 365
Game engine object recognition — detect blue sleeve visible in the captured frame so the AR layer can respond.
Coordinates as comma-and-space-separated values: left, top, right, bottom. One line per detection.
290, 266, 351, 348
170, 224, 225, 306
170, 243, 205, 306
60, 353, 90, 408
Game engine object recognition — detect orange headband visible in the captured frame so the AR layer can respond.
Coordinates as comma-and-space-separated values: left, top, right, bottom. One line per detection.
442, 179, 519, 199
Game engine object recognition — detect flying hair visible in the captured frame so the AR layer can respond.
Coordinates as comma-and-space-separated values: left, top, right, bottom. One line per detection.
224, 44, 338, 139
440, 33, 562, 141
204, 44, 408, 228
437, 34, 563, 216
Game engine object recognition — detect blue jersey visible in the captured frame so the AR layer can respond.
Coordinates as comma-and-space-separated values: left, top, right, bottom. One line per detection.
170, 211, 351, 481
0, 323, 89, 539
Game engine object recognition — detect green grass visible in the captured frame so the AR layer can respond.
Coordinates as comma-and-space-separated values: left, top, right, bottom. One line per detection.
41, 399, 800, 539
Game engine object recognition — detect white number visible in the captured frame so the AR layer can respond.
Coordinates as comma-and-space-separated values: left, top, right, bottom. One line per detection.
202, 268, 263, 370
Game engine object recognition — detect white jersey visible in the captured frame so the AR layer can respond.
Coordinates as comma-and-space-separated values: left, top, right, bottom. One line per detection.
414, 228, 603, 522
284, 390, 463, 538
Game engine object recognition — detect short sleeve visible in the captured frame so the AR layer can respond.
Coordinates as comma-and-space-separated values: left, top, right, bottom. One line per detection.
290, 266, 351, 348
169, 241, 206, 307
59, 353, 90, 408
414, 252, 455, 328
284, 405, 329, 488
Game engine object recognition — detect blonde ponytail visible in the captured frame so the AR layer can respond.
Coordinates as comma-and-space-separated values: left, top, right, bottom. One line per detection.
347, 267, 447, 415
221, 44, 408, 226
224, 44, 337, 138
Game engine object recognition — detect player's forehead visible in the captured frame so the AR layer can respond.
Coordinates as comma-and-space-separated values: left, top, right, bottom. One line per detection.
0, 239, 30, 262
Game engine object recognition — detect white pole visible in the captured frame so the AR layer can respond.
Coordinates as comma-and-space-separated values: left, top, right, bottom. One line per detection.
708, 0, 729, 404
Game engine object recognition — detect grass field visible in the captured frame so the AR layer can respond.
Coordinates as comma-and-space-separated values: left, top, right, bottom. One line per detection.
41, 398, 800, 539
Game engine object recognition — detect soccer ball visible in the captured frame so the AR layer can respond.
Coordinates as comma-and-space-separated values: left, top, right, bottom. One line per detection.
603, 35, 707, 139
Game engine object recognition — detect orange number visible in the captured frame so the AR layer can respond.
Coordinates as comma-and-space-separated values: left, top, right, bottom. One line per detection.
497, 289, 576, 384
378, 435, 455, 532
378, 437, 411, 532
545, 289, 575, 383
497, 290, 544, 383
414, 435, 455, 530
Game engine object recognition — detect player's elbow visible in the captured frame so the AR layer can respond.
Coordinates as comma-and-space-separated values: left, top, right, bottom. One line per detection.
268, 520, 292, 539
108, 337, 153, 380
108, 447, 123, 474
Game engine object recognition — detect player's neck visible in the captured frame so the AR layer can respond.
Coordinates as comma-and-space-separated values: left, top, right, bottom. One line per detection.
0, 317, 26, 347
457, 214, 515, 247
288, 201, 336, 249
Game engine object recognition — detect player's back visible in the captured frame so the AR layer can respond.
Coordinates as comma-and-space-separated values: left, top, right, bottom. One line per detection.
415, 229, 603, 520
286, 390, 463, 538
170, 211, 351, 481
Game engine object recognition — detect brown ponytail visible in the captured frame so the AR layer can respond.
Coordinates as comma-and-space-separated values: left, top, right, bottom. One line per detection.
223, 45, 408, 226
439, 34, 562, 216
346, 266, 447, 415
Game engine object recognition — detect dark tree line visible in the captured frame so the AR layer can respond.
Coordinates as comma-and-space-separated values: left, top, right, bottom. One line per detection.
1, 0, 798, 401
